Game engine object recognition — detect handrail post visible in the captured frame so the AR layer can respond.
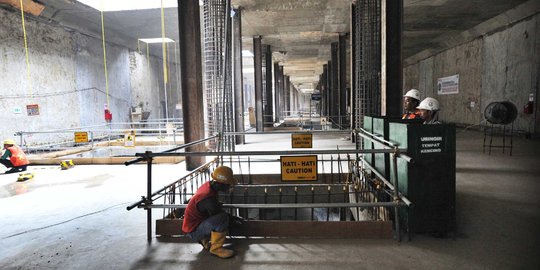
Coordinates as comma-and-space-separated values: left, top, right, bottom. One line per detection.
391, 150, 401, 242
146, 151, 153, 244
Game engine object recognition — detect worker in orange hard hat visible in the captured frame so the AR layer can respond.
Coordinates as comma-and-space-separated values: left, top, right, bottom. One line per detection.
182, 165, 239, 259
1, 139, 30, 174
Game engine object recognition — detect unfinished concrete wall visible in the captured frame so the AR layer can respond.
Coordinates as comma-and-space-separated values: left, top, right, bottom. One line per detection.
0, 7, 79, 144
129, 51, 161, 121
404, 13, 539, 135
482, 15, 539, 134
75, 33, 131, 127
1, 7, 182, 146
129, 50, 182, 121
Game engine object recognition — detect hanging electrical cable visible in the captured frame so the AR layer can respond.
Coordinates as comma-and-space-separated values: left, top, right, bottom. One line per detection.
161, 0, 170, 122
100, 0, 111, 114
19, 0, 32, 97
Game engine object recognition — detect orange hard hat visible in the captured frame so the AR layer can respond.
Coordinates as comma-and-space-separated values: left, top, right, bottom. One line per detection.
211, 166, 237, 185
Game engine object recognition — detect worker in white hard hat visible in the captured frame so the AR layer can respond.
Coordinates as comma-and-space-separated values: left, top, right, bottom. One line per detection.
402, 89, 422, 120
417, 97, 441, 124
1, 139, 30, 174
182, 165, 240, 259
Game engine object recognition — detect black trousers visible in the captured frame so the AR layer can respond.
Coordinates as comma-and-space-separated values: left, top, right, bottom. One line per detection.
0, 159, 13, 168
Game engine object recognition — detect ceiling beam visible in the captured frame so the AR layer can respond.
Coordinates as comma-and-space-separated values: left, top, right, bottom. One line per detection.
0, 0, 44, 16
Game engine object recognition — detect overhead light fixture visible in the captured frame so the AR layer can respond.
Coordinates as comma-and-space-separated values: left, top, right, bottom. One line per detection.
242, 50, 254, 57
139, 38, 175, 43
77, 0, 177, 12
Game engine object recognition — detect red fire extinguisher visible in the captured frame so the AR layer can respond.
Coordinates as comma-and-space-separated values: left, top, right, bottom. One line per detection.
524, 94, 534, 114
104, 104, 113, 122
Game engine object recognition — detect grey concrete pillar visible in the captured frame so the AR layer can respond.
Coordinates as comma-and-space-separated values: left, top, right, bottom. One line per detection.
285, 75, 291, 116
381, 0, 402, 117
178, 0, 205, 170
325, 61, 331, 118
322, 64, 328, 117
253, 36, 264, 132
274, 62, 281, 122
233, 8, 244, 144
339, 34, 347, 128
330, 42, 339, 128
279, 66, 285, 120
264, 45, 273, 127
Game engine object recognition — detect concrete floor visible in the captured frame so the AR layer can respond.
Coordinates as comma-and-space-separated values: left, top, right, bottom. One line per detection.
1, 130, 539, 270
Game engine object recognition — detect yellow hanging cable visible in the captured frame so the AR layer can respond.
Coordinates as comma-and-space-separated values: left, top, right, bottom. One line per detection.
161, 0, 168, 84
100, 0, 110, 109
166, 42, 171, 84
19, 0, 32, 97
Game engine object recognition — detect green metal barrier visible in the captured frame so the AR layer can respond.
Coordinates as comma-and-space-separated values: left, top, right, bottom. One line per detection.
389, 122, 456, 235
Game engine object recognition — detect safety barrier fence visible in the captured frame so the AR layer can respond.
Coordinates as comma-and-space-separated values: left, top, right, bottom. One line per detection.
127, 129, 413, 242
14, 120, 184, 153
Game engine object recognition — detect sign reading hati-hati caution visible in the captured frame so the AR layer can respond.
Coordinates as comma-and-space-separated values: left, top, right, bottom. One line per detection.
280, 155, 318, 181
291, 133, 313, 148
74, 132, 88, 143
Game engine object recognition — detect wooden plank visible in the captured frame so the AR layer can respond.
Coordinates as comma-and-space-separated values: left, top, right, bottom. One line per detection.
156, 219, 393, 239
0, 0, 45, 16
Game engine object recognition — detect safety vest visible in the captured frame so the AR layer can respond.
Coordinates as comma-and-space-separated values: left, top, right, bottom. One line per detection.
402, 112, 420, 120
6, 146, 29, 167
182, 181, 216, 233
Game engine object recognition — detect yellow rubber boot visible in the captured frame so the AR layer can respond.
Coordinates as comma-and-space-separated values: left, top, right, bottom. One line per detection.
209, 231, 234, 259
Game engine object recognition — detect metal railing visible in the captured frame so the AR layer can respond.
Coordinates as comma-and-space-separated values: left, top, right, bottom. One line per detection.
14, 120, 184, 153
127, 129, 413, 242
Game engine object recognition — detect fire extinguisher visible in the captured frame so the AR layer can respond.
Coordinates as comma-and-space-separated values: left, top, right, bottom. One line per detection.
524, 93, 534, 114
104, 104, 113, 122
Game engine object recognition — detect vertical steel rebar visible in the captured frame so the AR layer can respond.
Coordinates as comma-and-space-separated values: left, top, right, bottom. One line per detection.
279, 188, 282, 220
327, 185, 331, 221
311, 186, 315, 220
294, 186, 298, 220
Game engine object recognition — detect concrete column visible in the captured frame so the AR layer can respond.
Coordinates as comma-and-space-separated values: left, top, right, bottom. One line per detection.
253, 36, 264, 131
381, 0, 402, 117
264, 45, 273, 127
274, 62, 281, 122
233, 8, 244, 144
339, 34, 347, 128
279, 66, 285, 120
322, 64, 328, 117
325, 61, 331, 118
178, 0, 205, 170
284, 75, 291, 116
331, 42, 339, 128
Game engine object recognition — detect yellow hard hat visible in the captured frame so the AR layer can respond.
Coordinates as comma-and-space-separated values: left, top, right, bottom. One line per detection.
3, 139, 16, 145
211, 166, 237, 185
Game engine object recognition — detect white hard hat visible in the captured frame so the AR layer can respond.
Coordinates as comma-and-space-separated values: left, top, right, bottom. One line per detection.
417, 97, 440, 111
404, 89, 421, 100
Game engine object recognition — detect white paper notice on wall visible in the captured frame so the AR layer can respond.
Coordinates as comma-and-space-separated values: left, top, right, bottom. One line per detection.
437, 74, 459, 95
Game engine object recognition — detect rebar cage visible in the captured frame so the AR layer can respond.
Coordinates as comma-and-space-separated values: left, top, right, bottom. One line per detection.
127, 130, 412, 240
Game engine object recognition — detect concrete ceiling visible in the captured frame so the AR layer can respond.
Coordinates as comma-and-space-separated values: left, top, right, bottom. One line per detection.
9, 0, 532, 90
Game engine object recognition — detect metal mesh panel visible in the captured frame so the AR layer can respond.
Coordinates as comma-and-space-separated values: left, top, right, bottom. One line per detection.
353, 0, 381, 133
203, 0, 234, 151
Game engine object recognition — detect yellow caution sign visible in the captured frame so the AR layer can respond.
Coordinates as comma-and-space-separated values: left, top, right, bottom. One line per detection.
291, 133, 313, 148
124, 130, 136, 147
74, 132, 89, 143
281, 155, 318, 181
